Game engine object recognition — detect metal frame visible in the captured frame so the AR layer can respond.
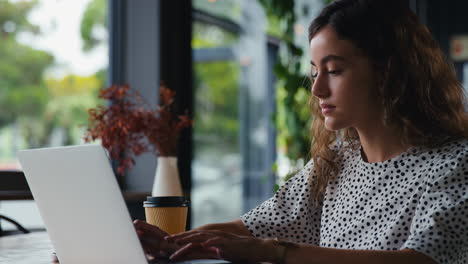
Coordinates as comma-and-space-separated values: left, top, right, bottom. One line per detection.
193, 9, 242, 34
108, 0, 126, 85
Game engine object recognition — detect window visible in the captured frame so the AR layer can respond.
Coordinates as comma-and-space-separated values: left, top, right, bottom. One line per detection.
191, 0, 276, 227
0, 0, 108, 231
191, 6, 242, 226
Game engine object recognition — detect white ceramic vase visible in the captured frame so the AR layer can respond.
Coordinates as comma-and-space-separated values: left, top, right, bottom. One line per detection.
151, 156, 183, 197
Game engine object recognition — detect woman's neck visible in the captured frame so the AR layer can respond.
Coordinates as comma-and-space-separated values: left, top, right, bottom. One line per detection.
356, 123, 410, 163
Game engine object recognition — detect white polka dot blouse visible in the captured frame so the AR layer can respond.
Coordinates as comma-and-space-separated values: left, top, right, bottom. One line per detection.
241, 139, 468, 264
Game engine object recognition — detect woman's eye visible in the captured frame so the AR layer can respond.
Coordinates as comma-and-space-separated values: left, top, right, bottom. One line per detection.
327, 70, 342, 75
311, 69, 342, 78
311, 67, 318, 78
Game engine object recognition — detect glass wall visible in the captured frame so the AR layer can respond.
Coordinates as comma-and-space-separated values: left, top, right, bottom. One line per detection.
191, 0, 277, 227
192, 60, 242, 227
191, 2, 243, 226
0, 0, 107, 231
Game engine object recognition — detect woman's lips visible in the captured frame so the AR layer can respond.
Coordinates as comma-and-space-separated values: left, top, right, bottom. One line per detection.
320, 103, 336, 114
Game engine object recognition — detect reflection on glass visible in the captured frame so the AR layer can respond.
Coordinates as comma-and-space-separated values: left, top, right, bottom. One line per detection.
192, 61, 241, 227
192, 21, 238, 48
193, 0, 242, 24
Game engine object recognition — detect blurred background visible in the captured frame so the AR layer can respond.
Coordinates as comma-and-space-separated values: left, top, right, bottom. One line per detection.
1, 0, 468, 233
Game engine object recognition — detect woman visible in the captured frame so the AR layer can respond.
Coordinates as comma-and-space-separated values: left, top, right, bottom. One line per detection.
135, 0, 468, 263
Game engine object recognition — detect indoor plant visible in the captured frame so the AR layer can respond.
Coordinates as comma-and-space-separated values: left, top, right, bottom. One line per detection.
84, 82, 193, 195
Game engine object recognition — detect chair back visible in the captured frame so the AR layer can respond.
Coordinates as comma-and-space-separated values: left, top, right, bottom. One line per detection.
0, 170, 31, 236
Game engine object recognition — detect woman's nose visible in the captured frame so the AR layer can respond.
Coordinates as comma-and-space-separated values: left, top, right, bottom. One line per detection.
311, 77, 330, 98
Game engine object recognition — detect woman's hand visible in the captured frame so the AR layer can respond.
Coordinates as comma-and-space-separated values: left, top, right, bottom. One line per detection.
133, 220, 222, 261
133, 219, 181, 258
165, 230, 277, 263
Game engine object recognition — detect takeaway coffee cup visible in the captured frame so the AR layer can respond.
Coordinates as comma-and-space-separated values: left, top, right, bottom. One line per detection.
143, 196, 189, 234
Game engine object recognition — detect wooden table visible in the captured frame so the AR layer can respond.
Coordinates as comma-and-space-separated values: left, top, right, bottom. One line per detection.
0, 232, 55, 264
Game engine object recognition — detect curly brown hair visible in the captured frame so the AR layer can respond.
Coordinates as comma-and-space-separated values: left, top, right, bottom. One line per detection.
308, 0, 468, 204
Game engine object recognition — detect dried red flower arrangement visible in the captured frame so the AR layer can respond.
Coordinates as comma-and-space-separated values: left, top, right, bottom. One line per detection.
84, 83, 193, 175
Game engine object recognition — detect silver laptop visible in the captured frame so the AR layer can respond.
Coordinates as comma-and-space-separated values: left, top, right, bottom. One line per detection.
18, 144, 229, 264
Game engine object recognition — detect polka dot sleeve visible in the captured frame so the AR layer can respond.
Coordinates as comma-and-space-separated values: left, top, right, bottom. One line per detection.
401, 149, 468, 264
240, 160, 322, 244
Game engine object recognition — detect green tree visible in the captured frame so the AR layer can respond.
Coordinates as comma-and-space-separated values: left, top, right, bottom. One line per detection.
80, 0, 107, 52
79, 0, 107, 96
0, 0, 54, 125
0, 0, 55, 147
192, 21, 240, 155
72, 0, 108, 145
259, 0, 311, 165
45, 74, 103, 145
193, 61, 240, 152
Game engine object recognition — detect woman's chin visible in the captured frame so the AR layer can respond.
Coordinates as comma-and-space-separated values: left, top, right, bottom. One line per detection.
324, 118, 347, 131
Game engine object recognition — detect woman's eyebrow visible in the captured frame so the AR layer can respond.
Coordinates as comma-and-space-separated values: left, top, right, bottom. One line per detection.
310, 55, 346, 66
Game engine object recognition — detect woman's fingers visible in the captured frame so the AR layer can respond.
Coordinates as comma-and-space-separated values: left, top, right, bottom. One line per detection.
168, 232, 218, 244
138, 234, 163, 254
188, 247, 220, 260
166, 230, 234, 243
169, 242, 221, 261
165, 229, 203, 241
136, 227, 252, 262
135, 223, 181, 257
158, 250, 169, 258
169, 243, 200, 261
140, 242, 155, 255
202, 237, 225, 248
202, 238, 225, 259
133, 219, 168, 238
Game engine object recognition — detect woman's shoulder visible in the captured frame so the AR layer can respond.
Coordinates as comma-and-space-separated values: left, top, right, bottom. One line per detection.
408, 137, 468, 182
414, 137, 468, 161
